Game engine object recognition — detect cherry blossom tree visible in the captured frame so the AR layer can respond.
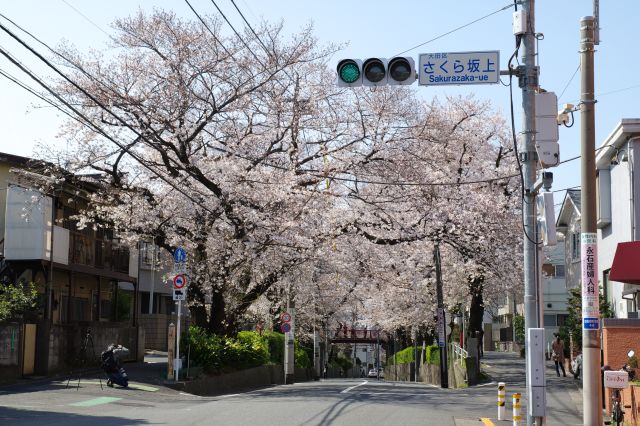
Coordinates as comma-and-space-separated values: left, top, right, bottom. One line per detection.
35, 9, 523, 339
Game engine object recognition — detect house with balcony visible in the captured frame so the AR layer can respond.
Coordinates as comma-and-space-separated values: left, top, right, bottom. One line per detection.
0, 153, 141, 377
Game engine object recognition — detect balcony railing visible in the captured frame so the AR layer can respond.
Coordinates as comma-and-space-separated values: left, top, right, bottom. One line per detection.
69, 231, 129, 273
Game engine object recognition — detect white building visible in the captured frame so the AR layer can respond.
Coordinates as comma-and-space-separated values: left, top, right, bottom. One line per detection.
595, 119, 640, 318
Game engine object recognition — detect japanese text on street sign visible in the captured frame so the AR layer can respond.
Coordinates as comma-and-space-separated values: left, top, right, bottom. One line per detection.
437, 308, 446, 347
418, 51, 499, 86
173, 288, 186, 301
581, 233, 599, 330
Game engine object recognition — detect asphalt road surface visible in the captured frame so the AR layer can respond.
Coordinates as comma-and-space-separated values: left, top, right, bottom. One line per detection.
0, 351, 583, 425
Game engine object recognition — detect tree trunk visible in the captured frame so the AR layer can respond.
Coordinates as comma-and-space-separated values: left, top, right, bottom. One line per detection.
468, 275, 485, 338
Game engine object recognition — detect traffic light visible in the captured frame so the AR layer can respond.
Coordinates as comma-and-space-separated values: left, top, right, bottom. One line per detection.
336, 57, 415, 87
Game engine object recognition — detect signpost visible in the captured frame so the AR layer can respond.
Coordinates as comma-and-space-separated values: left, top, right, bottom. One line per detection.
172, 247, 187, 382
418, 51, 499, 86
282, 308, 295, 384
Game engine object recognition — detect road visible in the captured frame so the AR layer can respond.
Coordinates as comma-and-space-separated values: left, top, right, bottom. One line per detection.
0, 351, 583, 425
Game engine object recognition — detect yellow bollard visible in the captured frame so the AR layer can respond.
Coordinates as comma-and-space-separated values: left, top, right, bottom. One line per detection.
512, 392, 521, 426
498, 382, 506, 420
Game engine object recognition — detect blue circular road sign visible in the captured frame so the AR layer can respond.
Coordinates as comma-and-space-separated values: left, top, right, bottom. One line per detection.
281, 323, 291, 333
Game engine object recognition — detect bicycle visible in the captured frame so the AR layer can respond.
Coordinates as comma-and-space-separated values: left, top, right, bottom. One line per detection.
66, 327, 103, 390
603, 349, 635, 426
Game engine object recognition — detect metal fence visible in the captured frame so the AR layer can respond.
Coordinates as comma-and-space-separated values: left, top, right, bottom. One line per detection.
451, 342, 468, 366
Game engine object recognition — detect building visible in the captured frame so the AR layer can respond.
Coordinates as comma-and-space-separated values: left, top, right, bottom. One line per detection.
137, 241, 187, 351
541, 236, 569, 346
556, 189, 582, 291
0, 153, 141, 378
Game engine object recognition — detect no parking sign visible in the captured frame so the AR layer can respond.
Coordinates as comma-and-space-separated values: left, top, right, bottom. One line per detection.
173, 274, 187, 289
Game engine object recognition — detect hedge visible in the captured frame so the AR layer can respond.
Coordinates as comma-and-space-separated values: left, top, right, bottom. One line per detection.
186, 327, 310, 373
388, 344, 441, 366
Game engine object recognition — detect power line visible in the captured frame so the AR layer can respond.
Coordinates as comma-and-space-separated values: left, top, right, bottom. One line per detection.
184, 0, 233, 57
558, 63, 580, 100
392, 3, 513, 57
0, 21, 220, 215
228, 0, 298, 84
59, 0, 113, 40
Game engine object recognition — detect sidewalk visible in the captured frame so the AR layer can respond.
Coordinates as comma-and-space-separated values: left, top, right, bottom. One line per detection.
475, 351, 583, 425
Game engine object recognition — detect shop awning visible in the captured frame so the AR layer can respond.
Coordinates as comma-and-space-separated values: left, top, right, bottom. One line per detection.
609, 241, 640, 284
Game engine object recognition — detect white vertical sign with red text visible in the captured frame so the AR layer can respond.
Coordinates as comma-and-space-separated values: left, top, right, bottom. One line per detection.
581, 233, 599, 329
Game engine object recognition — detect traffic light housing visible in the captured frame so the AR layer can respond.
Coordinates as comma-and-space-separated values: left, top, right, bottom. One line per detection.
336, 59, 363, 87
387, 57, 415, 86
336, 57, 415, 87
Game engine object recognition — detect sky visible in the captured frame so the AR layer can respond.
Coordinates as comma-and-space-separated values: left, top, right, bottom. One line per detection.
0, 0, 639, 204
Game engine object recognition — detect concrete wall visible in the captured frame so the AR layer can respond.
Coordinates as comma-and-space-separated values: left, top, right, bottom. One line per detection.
48, 323, 140, 372
174, 365, 314, 396
139, 314, 189, 351
383, 359, 478, 388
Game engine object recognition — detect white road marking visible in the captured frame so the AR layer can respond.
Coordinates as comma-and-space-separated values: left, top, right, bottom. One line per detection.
474, 381, 497, 387
340, 380, 368, 394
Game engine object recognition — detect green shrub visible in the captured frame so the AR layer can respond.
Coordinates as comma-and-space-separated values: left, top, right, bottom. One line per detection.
425, 345, 440, 365
225, 331, 269, 369
187, 326, 225, 372
388, 346, 415, 365
263, 331, 285, 364
186, 327, 310, 373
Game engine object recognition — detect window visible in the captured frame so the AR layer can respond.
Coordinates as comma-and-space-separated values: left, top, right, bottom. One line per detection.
543, 314, 557, 327
557, 314, 569, 327
571, 233, 581, 260
554, 265, 565, 277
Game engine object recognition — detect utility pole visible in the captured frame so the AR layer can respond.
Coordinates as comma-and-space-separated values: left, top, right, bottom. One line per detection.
434, 243, 448, 388
580, 15, 602, 426
518, 0, 540, 424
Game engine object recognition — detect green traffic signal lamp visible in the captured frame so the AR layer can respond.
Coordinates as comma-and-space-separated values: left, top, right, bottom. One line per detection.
337, 59, 362, 86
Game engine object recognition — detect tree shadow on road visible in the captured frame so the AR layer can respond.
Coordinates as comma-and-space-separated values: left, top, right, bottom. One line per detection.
0, 405, 149, 425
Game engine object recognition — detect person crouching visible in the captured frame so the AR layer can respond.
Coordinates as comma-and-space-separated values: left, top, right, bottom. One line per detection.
101, 343, 130, 388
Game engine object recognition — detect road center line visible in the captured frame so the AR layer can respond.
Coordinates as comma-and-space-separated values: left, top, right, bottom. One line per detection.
340, 380, 368, 394
481, 418, 495, 426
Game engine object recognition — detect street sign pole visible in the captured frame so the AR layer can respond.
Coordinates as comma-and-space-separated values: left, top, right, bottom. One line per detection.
175, 299, 181, 382
172, 247, 187, 383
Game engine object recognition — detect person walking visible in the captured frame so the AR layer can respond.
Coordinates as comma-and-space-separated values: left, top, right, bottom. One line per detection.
551, 334, 566, 377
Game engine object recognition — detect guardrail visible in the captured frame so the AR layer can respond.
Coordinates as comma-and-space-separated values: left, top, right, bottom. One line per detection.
451, 342, 468, 366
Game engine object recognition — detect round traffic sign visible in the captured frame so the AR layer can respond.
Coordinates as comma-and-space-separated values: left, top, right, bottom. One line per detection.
281, 322, 291, 333
280, 312, 291, 323
173, 274, 187, 289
